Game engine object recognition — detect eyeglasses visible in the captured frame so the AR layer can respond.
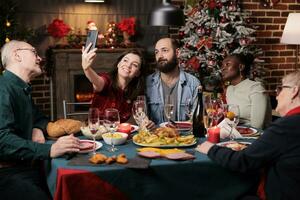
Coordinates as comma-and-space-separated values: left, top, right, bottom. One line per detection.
275, 85, 293, 96
16, 48, 38, 57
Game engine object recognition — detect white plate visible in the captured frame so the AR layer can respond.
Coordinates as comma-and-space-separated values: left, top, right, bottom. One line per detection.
131, 125, 139, 133
236, 126, 259, 137
217, 141, 251, 151
79, 139, 103, 153
159, 121, 192, 132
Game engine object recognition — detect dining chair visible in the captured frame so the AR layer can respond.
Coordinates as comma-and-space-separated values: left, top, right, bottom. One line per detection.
62, 100, 91, 120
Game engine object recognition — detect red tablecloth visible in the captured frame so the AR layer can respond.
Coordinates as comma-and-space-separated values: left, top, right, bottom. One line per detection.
54, 168, 128, 200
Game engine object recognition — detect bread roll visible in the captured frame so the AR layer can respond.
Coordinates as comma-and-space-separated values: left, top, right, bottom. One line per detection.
47, 119, 82, 137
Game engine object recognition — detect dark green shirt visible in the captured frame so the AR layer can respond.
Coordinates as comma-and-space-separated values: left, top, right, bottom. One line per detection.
0, 70, 51, 161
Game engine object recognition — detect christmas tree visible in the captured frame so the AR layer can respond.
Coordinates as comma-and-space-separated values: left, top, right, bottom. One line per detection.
178, 0, 263, 90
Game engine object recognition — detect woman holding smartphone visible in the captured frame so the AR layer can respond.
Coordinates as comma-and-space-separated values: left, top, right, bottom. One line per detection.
82, 44, 146, 122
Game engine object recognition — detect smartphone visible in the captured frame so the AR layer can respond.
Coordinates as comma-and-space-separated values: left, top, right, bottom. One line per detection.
85, 30, 98, 52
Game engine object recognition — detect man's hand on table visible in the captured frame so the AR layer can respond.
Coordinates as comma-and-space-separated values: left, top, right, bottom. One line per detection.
145, 120, 156, 130
196, 141, 215, 154
32, 128, 46, 143
50, 134, 80, 158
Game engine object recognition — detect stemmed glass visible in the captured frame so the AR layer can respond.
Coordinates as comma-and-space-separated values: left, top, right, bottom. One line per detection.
132, 100, 148, 130
88, 108, 99, 155
185, 98, 193, 121
206, 98, 224, 126
224, 104, 240, 140
164, 95, 174, 124
104, 108, 120, 152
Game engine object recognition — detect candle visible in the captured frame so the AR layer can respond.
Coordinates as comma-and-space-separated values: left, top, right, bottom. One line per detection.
207, 126, 220, 143
117, 123, 132, 134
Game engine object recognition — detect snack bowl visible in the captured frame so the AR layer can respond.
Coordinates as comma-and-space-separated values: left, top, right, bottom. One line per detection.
81, 125, 107, 140
102, 132, 128, 145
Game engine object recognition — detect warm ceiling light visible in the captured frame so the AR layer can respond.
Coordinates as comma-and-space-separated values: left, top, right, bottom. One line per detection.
281, 13, 300, 69
148, 0, 184, 26
84, 0, 105, 2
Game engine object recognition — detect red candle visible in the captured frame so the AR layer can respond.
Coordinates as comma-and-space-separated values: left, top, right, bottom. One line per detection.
117, 123, 132, 134
207, 126, 220, 143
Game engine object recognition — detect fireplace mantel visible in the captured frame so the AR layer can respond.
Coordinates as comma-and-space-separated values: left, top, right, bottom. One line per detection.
51, 48, 141, 120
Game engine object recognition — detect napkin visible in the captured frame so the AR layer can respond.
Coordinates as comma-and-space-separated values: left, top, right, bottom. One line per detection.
217, 118, 243, 139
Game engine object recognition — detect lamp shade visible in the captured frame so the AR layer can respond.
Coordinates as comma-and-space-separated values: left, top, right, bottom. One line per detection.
281, 13, 300, 44
149, 0, 184, 26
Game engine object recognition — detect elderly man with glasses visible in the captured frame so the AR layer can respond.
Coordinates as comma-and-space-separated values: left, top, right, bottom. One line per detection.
197, 70, 300, 200
0, 40, 81, 200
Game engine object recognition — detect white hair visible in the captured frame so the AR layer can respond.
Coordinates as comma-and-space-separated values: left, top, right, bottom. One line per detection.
1, 40, 25, 68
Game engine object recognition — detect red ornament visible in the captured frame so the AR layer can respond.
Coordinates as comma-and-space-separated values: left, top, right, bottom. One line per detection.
205, 28, 212, 35
221, 17, 227, 23
209, 0, 217, 9
216, 1, 223, 8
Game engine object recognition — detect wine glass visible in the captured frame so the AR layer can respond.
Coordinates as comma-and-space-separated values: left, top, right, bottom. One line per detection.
164, 95, 174, 124
136, 95, 147, 115
132, 100, 148, 130
224, 104, 240, 140
88, 108, 99, 155
104, 108, 120, 152
206, 98, 224, 126
185, 98, 193, 121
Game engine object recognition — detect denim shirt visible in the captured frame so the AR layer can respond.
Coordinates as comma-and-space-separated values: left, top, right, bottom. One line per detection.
146, 70, 200, 125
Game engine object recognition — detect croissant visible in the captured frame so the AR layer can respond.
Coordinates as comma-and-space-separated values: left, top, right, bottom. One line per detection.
47, 119, 82, 137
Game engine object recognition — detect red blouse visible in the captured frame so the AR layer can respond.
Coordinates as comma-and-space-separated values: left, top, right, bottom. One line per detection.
91, 73, 132, 123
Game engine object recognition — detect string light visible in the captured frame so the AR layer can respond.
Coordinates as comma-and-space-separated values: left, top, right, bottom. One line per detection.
6, 20, 11, 27
5, 37, 10, 43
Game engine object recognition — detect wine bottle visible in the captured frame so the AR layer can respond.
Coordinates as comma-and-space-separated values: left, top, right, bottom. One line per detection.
192, 86, 206, 137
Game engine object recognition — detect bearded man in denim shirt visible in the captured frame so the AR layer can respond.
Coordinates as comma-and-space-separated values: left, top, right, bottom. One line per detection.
146, 38, 200, 125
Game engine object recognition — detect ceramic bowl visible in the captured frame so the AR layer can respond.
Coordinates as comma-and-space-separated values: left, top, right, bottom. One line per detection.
80, 125, 107, 140
102, 132, 128, 145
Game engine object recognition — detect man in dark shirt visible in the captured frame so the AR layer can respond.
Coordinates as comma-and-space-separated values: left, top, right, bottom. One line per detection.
197, 70, 300, 200
0, 40, 81, 199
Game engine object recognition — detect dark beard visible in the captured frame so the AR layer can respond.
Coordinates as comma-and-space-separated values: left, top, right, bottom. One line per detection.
156, 55, 178, 73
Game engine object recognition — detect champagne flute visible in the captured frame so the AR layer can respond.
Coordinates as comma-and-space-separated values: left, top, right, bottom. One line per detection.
225, 104, 240, 140
185, 98, 193, 121
132, 100, 148, 129
164, 95, 174, 124
104, 108, 120, 152
88, 108, 99, 155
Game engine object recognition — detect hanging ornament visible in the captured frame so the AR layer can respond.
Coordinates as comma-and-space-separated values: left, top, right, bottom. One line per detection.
216, 1, 223, 8
228, 1, 237, 11
6, 20, 11, 27
220, 17, 227, 23
209, 0, 217, 9
239, 38, 249, 46
179, 31, 185, 38
207, 59, 216, 67
205, 28, 212, 35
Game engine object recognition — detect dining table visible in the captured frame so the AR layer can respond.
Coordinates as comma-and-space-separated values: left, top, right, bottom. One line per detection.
45, 137, 260, 200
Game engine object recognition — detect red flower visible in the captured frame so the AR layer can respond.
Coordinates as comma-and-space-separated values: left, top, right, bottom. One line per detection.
117, 17, 136, 36
47, 19, 71, 38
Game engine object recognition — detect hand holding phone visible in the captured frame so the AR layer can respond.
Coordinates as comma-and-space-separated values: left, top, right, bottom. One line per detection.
85, 30, 98, 52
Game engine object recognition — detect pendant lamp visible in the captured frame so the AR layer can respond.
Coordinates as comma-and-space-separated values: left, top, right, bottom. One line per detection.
149, 0, 184, 26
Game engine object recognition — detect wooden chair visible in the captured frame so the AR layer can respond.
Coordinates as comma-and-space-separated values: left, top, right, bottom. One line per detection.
62, 100, 91, 120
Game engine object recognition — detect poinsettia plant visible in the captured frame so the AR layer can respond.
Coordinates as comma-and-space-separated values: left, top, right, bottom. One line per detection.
47, 19, 71, 38
117, 17, 136, 36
